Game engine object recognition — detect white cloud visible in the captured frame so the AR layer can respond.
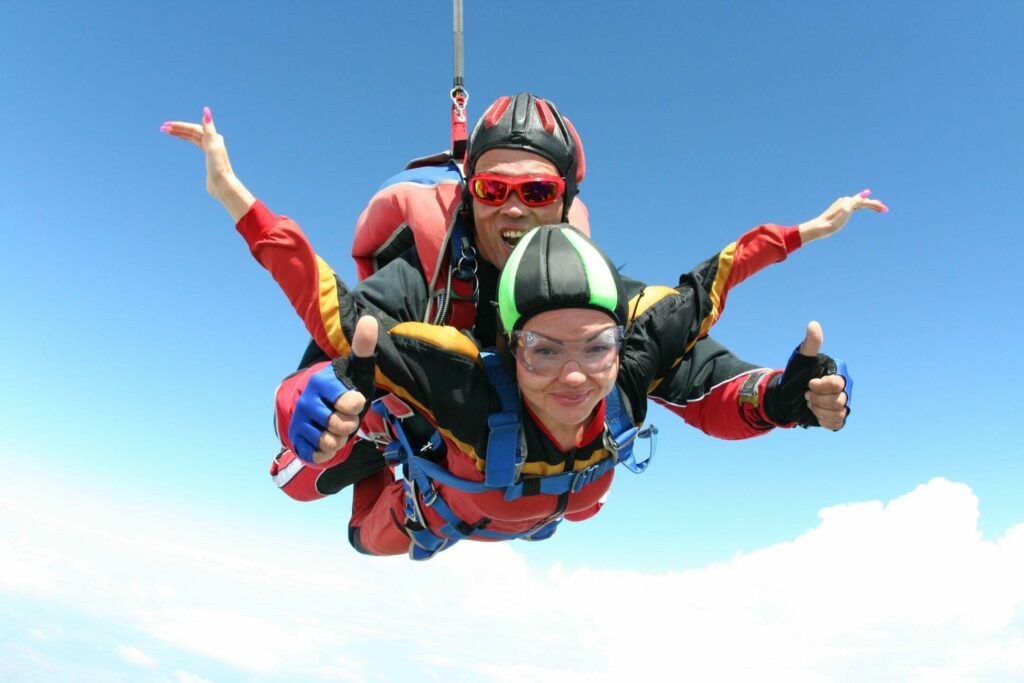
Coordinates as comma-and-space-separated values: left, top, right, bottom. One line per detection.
1, 471, 1023, 682
115, 643, 158, 669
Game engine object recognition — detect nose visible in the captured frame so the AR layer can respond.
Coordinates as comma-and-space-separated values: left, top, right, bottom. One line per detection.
558, 360, 588, 385
499, 193, 528, 217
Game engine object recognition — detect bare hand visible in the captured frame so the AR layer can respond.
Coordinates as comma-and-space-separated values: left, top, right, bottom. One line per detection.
798, 189, 888, 244
312, 316, 380, 464
161, 107, 255, 221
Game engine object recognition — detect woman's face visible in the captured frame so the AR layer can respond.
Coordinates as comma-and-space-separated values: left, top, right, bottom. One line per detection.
514, 308, 619, 447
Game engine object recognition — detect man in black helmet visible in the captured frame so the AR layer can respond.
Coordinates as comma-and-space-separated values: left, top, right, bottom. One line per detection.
460, 93, 585, 266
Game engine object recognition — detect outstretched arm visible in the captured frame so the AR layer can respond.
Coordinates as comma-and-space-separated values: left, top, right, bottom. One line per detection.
623, 190, 883, 421
693, 189, 889, 337
165, 108, 363, 358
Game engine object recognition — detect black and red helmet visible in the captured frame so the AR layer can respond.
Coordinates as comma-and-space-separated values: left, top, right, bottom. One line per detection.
465, 93, 586, 221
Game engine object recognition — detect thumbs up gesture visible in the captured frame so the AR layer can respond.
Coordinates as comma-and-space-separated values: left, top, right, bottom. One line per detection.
289, 316, 380, 464
762, 321, 853, 431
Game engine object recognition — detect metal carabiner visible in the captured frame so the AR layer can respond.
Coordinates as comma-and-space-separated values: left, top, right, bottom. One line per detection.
450, 87, 470, 123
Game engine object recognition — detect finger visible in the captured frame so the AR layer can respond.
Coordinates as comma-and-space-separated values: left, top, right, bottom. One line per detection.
312, 448, 338, 465
858, 189, 872, 198
326, 407, 361, 436
808, 374, 845, 394
318, 428, 343, 455
161, 121, 202, 136
818, 415, 847, 431
798, 321, 823, 357
201, 105, 217, 138
293, 423, 325, 457
855, 198, 889, 213
809, 403, 847, 421
334, 390, 366, 416
351, 316, 379, 359
806, 390, 847, 412
161, 122, 204, 147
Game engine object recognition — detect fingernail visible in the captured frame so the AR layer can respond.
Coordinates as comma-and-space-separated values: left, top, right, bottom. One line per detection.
159, 123, 170, 132
804, 391, 811, 401
858, 189, 871, 198
203, 106, 212, 123
880, 203, 890, 213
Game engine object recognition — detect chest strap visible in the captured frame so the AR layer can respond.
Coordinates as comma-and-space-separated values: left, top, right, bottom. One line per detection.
368, 350, 658, 560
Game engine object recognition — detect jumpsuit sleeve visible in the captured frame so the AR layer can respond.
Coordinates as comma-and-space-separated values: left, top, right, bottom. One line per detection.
618, 223, 803, 424
648, 336, 784, 439
236, 200, 360, 359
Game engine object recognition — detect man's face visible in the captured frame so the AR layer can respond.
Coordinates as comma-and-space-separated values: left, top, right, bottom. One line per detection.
470, 148, 565, 269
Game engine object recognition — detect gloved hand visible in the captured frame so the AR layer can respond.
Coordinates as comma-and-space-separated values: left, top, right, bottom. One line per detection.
288, 316, 380, 464
762, 321, 853, 431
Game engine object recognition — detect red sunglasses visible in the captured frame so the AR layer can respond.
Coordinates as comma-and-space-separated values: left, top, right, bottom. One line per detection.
468, 174, 566, 207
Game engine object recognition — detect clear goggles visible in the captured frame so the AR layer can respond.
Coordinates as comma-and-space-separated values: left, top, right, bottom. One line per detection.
511, 326, 623, 377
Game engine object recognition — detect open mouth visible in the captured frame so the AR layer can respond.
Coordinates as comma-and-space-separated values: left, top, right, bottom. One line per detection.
501, 230, 526, 248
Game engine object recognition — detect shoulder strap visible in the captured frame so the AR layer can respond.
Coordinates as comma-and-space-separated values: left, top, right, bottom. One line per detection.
479, 350, 524, 488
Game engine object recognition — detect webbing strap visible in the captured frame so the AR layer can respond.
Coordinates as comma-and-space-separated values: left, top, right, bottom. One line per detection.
369, 376, 656, 559
480, 352, 523, 488
604, 388, 657, 474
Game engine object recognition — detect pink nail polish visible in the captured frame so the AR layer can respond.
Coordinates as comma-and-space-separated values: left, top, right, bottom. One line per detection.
881, 204, 890, 213
203, 106, 212, 123
159, 124, 170, 132
858, 189, 871, 198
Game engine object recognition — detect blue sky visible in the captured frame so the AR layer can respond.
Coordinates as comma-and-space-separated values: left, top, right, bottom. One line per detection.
2, 1, 1023, 680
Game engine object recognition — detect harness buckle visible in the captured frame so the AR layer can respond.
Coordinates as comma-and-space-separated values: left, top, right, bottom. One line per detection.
421, 484, 439, 507
603, 426, 638, 454
570, 463, 600, 493
603, 423, 658, 474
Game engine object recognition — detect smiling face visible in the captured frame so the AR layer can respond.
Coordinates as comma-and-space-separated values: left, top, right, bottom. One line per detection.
470, 148, 565, 269
514, 308, 619, 450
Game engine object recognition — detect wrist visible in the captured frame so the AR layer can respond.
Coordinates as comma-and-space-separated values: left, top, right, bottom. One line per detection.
797, 219, 827, 244
758, 371, 793, 426
212, 175, 256, 222
740, 369, 784, 428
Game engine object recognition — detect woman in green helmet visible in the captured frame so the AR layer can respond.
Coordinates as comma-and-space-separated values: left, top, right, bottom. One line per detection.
268, 220, 864, 559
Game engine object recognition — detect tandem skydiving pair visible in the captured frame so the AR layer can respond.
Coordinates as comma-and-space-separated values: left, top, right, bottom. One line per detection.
163, 92, 880, 559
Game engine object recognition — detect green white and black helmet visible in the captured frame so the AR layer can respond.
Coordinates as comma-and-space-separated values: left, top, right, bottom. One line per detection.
497, 224, 627, 334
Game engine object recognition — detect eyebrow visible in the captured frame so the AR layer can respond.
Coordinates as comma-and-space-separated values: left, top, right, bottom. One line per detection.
525, 327, 616, 345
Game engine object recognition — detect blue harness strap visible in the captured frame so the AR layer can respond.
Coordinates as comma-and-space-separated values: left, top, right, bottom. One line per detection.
369, 352, 658, 560
603, 388, 658, 474
479, 351, 524, 489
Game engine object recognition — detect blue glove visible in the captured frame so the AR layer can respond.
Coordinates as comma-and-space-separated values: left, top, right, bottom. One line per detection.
289, 365, 350, 464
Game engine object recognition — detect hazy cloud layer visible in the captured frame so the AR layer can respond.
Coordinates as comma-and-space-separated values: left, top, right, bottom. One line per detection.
2, 474, 1022, 682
